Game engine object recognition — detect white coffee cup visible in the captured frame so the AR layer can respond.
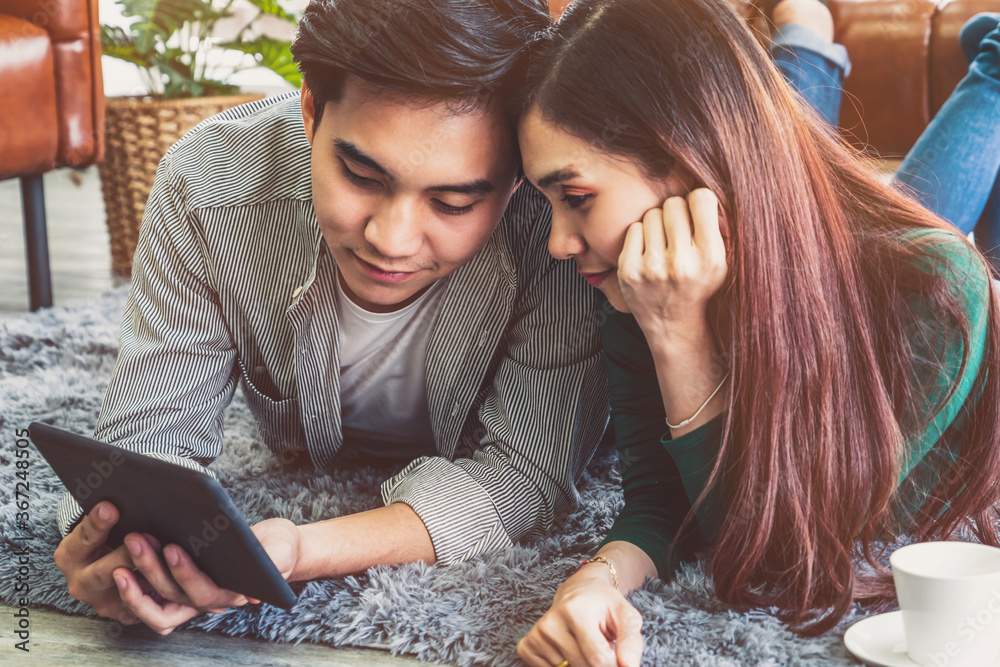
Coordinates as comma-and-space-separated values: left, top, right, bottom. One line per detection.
891, 541, 1000, 667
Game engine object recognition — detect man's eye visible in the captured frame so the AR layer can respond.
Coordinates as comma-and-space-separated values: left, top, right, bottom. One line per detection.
341, 162, 380, 188
561, 193, 593, 209
432, 199, 475, 216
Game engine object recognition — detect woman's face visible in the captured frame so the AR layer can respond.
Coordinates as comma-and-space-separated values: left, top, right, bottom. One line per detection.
518, 107, 691, 312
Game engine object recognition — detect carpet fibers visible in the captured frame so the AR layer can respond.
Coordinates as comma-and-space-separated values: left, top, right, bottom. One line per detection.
0, 287, 871, 665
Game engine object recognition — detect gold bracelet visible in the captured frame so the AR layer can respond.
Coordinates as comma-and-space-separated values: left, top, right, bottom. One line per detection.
665, 369, 729, 430
581, 555, 618, 590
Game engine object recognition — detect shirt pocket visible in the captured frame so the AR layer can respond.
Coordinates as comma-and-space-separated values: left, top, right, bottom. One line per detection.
236, 357, 307, 452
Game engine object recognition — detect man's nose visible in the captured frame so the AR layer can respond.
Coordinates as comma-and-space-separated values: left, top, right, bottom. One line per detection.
365, 197, 425, 259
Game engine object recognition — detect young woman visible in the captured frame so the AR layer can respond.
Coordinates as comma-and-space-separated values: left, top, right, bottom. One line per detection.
515, 0, 1000, 664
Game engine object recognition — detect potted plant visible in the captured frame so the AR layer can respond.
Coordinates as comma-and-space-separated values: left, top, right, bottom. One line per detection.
99, 0, 301, 275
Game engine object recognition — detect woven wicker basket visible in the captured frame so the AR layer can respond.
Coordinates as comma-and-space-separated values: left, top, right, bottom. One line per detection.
99, 94, 265, 276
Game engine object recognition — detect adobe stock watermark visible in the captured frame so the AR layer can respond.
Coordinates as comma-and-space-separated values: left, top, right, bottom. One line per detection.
69, 448, 127, 501
926, 587, 1000, 667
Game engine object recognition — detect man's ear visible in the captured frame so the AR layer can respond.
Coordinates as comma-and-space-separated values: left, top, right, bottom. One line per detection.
301, 81, 316, 146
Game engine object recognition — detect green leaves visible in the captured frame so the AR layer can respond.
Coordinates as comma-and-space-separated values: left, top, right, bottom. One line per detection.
100, 0, 300, 99
220, 36, 301, 88
240, 0, 294, 22
119, 0, 224, 54
100, 25, 154, 69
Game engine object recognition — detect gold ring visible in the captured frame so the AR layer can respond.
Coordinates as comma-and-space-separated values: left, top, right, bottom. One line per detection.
556, 662, 569, 667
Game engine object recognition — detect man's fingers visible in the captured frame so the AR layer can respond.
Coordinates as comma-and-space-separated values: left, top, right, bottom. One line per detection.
143, 533, 163, 551
118, 609, 139, 625
113, 568, 199, 636
613, 603, 645, 667
125, 534, 192, 607
71, 545, 134, 599
163, 545, 248, 610
56, 502, 119, 566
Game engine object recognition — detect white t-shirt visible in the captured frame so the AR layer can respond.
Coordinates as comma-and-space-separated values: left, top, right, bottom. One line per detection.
335, 272, 449, 459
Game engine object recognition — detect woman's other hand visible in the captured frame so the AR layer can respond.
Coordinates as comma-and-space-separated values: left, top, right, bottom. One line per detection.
517, 564, 644, 667
618, 188, 728, 341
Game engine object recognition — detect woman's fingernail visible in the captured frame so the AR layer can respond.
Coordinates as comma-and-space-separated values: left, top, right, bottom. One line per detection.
97, 504, 111, 521
114, 575, 127, 591
165, 547, 179, 567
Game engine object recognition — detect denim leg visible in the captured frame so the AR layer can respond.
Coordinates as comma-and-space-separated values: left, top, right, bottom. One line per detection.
771, 23, 851, 127
974, 185, 1000, 269
893, 16, 1000, 242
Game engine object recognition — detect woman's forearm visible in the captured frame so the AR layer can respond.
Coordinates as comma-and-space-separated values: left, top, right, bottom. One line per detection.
646, 318, 727, 439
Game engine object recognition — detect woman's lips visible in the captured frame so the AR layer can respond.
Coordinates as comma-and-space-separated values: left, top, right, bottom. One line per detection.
355, 254, 419, 284
578, 268, 616, 287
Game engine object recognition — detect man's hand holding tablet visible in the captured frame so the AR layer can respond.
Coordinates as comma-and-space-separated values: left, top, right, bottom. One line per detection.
56, 502, 298, 633
56, 503, 300, 633
33, 423, 300, 634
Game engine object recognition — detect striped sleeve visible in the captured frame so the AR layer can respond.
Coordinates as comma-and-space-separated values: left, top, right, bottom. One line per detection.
56, 154, 237, 536
381, 195, 610, 563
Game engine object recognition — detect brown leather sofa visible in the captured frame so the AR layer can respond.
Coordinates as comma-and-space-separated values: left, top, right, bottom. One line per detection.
0, 0, 104, 311
549, 0, 998, 157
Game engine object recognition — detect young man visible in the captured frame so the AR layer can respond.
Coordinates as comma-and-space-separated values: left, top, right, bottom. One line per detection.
53, 0, 608, 634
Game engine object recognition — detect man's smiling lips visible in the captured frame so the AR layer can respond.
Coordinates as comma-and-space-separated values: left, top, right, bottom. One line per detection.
354, 253, 421, 283
578, 268, 616, 287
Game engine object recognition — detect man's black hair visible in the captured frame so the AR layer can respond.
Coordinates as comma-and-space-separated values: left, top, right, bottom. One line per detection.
291, 0, 551, 131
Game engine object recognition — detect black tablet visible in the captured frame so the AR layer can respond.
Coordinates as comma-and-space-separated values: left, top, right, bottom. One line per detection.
29, 422, 298, 609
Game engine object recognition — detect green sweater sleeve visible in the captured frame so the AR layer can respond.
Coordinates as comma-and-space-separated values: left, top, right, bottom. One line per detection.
597, 298, 713, 576
895, 230, 991, 515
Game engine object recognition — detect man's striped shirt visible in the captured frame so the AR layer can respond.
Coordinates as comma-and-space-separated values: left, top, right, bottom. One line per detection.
58, 93, 610, 564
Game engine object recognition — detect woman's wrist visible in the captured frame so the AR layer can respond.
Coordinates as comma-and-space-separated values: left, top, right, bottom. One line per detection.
575, 542, 658, 595
644, 319, 718, 364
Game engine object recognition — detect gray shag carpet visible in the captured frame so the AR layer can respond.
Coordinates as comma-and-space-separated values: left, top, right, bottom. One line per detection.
0, 287, 873, 666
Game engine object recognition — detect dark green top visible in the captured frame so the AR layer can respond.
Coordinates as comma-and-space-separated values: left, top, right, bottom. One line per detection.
598, 230, 992, 577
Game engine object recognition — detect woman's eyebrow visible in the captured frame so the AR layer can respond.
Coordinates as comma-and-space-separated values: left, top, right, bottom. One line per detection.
537, 168, 580, 190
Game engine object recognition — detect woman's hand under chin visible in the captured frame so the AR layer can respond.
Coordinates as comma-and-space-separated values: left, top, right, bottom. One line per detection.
617, 188, 728, 344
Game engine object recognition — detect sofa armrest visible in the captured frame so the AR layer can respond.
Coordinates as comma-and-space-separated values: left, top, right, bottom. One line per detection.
0, 0, 103, 167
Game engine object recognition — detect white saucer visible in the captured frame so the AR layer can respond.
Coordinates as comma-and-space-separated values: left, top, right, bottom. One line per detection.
843, 612, 915, 666
844, 611, 1000, 666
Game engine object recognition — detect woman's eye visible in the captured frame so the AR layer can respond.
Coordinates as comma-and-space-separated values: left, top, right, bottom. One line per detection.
341, 161, 381, 188
432, 199, 475, 216
561, 193, 593, 209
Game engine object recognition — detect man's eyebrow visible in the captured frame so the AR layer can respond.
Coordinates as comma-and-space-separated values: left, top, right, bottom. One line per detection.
537, 168, 580, 190
334, 139, 493, 196
426, 179, 496, 196
334, 140, 392, 180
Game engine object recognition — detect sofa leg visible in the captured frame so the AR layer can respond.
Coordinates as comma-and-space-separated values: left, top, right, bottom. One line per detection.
21, 174, 53, 311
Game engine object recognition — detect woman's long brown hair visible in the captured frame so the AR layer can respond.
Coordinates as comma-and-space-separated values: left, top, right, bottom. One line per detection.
525, 0, 1000, 633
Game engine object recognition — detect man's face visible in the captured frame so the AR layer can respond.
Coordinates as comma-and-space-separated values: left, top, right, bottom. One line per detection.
302, 77, 519, 313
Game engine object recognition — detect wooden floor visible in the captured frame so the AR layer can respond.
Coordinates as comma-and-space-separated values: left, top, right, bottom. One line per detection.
0, 602, 431, 666
0, 170, 444, 664
0, 167, 118, 318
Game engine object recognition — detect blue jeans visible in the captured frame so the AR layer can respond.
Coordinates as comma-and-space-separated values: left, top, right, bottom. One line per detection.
774, 15, 1000, 270
771, 24, 852, 128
